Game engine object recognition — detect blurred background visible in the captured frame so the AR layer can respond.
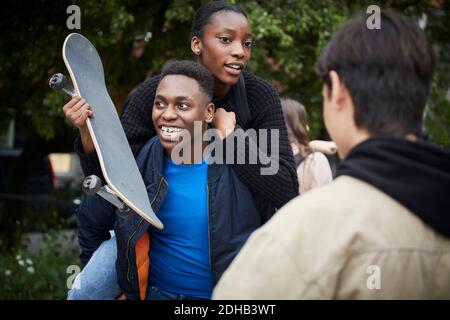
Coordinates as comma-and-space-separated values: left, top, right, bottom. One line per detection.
0, 0, 448, 299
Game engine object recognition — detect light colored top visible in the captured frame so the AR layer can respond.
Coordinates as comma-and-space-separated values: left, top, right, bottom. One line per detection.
213, 176, 450, 299
292, 144, 333, 194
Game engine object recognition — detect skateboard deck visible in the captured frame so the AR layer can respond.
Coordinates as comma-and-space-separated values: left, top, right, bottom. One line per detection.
61, 33, 163, 230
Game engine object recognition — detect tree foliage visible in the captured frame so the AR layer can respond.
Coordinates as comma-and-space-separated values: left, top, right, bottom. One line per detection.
0, 0, 448, 146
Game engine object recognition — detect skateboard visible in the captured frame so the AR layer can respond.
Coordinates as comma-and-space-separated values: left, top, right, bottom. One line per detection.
49, 33, 163, 230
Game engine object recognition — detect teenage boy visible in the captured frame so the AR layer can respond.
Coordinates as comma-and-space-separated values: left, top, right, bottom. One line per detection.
71, 60, 263, 300
213, 9, 450, 299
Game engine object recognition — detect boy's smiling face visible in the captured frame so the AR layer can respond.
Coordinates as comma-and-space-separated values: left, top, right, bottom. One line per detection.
152, 74, 214, 159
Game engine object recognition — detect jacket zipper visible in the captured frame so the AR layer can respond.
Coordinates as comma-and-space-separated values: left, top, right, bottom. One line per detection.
126, 218, 144, 283
126, 177, 164, 283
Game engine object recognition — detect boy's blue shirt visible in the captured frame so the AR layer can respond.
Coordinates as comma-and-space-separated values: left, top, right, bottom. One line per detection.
149, 157, 212, 299
77, 135, 271, 299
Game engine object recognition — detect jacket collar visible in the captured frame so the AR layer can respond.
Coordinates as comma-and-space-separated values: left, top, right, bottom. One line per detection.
140, 136, 222, 185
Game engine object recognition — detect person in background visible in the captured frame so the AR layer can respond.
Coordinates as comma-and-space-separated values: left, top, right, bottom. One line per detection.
281, 98, 333, 194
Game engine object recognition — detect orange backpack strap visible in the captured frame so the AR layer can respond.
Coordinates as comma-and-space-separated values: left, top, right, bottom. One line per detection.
135, 231, 150, 300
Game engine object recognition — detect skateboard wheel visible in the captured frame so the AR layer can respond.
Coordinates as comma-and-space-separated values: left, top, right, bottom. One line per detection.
49, 73, 67, 91
118, 205, 132, 218
82, 175, 102, 195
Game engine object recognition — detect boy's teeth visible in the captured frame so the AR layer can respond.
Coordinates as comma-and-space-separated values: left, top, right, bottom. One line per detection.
162, 126, 182, 133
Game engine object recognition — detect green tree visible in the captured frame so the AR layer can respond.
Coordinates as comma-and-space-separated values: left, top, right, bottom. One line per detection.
0, 0, 448, 250
1, 0, 448, 143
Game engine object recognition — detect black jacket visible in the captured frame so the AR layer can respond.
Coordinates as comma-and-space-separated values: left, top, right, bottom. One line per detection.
76, 136, 268, 299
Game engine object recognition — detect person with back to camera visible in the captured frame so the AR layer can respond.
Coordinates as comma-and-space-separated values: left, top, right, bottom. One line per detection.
281, 98, 333, 194
213, 9, 450, 299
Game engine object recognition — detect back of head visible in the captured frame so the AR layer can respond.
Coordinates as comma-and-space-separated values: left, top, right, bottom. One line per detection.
281, 98, 310, 150
160, 60, 214, 100
191, 1, 247, 38
315, 9, 435, 138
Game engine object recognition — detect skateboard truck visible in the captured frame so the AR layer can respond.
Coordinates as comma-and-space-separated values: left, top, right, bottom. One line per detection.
50, 74, 132, 217
49, 73, 75, 96
82, 175, 131, 214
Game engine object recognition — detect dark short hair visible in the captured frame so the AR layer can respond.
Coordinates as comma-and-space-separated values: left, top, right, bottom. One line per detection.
315, 9, 435, 137
191, 1, 247, 38
160, 60, 214, 99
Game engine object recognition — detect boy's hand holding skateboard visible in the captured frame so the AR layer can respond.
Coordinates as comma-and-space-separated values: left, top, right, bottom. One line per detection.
63, 96, 95, 154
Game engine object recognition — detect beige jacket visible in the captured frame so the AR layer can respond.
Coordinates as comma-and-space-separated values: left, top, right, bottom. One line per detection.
213, 176, 450, 299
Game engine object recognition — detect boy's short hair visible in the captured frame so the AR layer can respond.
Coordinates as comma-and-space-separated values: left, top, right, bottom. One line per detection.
315, 9, 435, 137
160, 60, 214, 100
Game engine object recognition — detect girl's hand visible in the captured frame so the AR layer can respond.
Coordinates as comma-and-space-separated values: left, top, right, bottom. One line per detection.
309, 140, 338, 155
212, 108, 236, 139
